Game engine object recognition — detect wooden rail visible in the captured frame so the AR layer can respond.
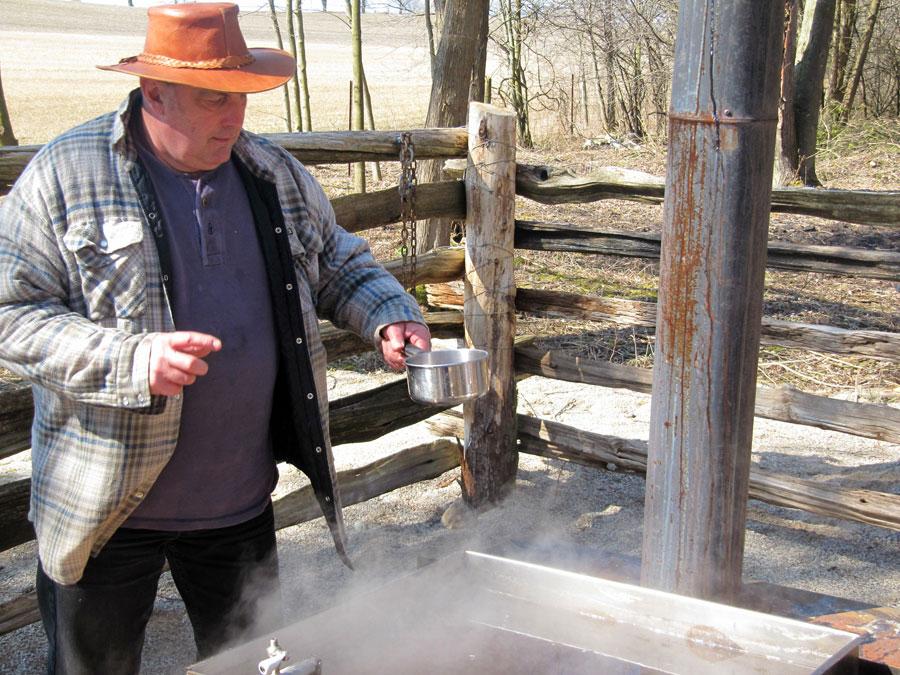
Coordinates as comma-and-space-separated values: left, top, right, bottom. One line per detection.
4, 341, 896, 553
427, 278, 900, 362
426, 410, 900, 532
3, 137, 897, 229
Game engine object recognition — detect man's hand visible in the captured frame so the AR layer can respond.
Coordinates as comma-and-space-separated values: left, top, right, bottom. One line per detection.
148, 331, 222, 397
379, 322, 431, 371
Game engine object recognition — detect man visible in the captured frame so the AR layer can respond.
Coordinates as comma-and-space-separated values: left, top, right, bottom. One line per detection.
0, 3, 430, 673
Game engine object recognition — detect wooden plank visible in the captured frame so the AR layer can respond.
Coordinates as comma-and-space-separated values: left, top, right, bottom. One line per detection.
328, 378, 452, 447
273, 438, 460, 531
0, 130, 469, 192
514, 164, 900, 227
515, 220, 900, 281
0, 591, 39, 637
0, 478, 33, 551
427, 410, 900, 532
0, 378, 453, 551
471, 286, 897, 362
462, 103, 519, 506
514, 344, 900, 443
331, 181, 465, 233
0, 380, 33, 460
0, 439, 461, 636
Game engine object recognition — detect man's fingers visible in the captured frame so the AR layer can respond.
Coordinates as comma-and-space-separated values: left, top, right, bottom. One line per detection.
165, 349, 209, 378
148, 331, 219, 397
166, 331, 222, 357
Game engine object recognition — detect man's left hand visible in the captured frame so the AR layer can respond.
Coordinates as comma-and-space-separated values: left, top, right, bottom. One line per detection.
379, 322, 431, 371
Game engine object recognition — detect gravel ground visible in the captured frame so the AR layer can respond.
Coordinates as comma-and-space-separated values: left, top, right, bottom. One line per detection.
1, 368, 897, 674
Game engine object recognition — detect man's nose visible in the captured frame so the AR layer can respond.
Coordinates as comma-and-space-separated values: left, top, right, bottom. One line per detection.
223, 94, 247, 127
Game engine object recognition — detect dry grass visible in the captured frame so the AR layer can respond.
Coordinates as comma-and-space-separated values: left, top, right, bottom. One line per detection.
2, 0, 897, 401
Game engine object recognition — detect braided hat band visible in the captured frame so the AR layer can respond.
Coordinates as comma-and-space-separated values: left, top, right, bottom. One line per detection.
120, 53, 256, 71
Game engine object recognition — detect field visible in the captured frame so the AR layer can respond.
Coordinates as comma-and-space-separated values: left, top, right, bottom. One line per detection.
0, 1, 898, 673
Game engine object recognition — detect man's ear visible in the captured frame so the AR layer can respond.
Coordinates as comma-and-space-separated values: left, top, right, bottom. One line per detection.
140, 78, 165, 111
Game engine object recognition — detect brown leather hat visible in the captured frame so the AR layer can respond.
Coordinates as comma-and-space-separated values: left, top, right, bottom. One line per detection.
98, 3, 295, 94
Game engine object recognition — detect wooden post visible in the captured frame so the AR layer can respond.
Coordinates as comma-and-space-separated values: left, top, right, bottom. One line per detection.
640, 0, 785, 601
462, 102, 518, 506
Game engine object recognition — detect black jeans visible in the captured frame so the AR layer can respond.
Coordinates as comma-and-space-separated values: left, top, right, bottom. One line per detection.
36, 503, 282, 675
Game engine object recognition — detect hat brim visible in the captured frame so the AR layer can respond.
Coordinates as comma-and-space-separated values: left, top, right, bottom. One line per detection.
97, 48, 295, 94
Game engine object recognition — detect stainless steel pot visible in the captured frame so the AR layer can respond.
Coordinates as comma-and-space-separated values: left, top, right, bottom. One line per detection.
405, 344, 489, 405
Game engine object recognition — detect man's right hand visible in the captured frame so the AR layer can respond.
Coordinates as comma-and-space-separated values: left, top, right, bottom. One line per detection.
148, 332, 222, 397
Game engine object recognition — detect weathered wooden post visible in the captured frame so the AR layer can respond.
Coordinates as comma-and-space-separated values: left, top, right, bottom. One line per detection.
462, 102, 518, 506
641, 0, 785, 601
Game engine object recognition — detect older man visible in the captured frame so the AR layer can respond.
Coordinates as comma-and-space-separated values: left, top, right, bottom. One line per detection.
0, 3, 429, 672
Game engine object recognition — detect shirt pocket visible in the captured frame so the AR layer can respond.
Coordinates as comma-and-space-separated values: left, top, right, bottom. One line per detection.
287, 226, 322, 308
63, 219, 147, 322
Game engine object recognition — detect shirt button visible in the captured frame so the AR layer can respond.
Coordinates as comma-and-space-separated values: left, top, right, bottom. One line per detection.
324, 495, 331, 503
286, 283, 293, 291
137, 394, 146, 403
174, 394, 182, 401
162, 274, 169, 282
134, 491, 145, 499
201, 197, 209, 207
306, 393, 314, 400
148, 212, 158, 220
99, 239, 108, 248
121, 396, 130, 405
275, 227, 282, 234
315, 446, 322, 454
295, 337, 303, 345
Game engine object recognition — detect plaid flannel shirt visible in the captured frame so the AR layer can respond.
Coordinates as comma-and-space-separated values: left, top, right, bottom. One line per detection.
0, 90, 423, 585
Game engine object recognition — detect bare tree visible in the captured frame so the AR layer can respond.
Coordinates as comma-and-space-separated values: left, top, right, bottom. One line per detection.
417, 0, 490, 252
351, 0, 365, 192
285, 0, 303, 131
0, 61, 17, 147
294, 0, 313, 131
267, 0, 293, 132
793, 0, 837, 185
841, 0, 883, 120
777, 0, 800, 185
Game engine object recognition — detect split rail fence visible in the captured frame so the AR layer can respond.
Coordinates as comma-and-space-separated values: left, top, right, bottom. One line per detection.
1, 110, 898, 635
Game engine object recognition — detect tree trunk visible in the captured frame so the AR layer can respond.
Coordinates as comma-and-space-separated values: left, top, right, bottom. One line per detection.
841, 0, 882, 121
468, 0, 489, 103
0, 63, 16, 147
425, 0, 437, 76
417, 0, 488, 253
777, 0, 800, 185
351, 0, 366, 193
266, 0, 293, 132
794, 0, 837, 186
828, 0, 857, 111
285, 0, 303, 132
294, 1, 313, 132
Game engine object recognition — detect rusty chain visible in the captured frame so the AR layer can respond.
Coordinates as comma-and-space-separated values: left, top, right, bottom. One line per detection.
398, 131, 418, 295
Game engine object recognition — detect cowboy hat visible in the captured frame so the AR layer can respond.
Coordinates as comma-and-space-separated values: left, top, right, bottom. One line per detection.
98, 2, 295, 94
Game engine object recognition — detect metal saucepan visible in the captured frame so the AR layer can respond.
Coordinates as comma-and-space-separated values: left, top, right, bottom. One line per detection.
405, 344, 489, 405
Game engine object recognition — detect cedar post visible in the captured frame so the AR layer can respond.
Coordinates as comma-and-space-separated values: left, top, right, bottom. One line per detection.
461, 102, 518, 506
640, 0, 785, 601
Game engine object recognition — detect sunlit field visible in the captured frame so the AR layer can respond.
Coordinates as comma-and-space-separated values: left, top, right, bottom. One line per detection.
0, 0, 434, 143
